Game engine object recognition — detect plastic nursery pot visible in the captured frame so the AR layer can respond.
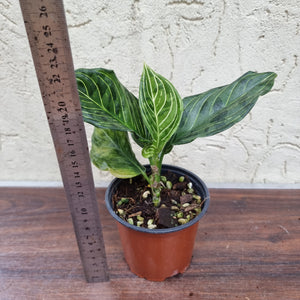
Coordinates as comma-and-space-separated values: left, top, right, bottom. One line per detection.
105, 164, 210, 282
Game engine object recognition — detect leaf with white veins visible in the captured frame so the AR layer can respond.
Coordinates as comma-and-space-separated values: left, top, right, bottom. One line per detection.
170, 71, 277, 145
139, 64, 183, 157
76, 68, 147, 141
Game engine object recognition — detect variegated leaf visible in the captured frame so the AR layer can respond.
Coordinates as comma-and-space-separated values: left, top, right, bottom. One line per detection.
76, 68, 147, 141
171, 71, 277, 145
90, 127, 145, 178
139, 64, 183, 156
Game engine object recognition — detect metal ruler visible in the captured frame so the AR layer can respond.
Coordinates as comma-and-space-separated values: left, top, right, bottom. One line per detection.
19, 0, 109, 282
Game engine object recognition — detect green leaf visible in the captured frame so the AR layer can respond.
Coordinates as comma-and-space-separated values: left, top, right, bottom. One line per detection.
90, 127, 146, 179
76, 68, 147, 140
171, 71, 277, 145
139, 64, 183, 156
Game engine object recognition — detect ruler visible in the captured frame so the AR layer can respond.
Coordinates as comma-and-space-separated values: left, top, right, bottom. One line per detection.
19, 0, 109, 282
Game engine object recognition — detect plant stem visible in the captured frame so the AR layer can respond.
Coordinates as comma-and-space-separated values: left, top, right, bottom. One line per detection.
149, 154, 163, 207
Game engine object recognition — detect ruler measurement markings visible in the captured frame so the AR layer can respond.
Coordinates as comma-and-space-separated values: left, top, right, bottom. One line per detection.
20, 0, 109, 282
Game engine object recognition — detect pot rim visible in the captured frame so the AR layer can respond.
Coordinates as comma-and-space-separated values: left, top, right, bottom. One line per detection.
105, 164, 210, 235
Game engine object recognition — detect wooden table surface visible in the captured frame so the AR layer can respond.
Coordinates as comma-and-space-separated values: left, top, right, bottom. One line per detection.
0, 187, 299, 300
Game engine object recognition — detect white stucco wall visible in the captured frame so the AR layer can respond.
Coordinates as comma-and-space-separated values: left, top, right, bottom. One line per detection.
1, 0, 299, 185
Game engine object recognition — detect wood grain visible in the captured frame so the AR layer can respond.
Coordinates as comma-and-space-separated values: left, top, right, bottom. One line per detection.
0, 188, 299, 299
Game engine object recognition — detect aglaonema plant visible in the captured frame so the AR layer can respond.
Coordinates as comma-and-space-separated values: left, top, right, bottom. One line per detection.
75, 64, 276, 207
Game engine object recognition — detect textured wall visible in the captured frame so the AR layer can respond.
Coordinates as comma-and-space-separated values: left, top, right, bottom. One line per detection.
1, 0, 299, 185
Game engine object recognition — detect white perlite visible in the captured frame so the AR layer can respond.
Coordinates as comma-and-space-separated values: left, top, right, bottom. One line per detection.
1, 0, 299, 184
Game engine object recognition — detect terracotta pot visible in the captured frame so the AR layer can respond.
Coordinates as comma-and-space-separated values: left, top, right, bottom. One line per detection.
105, 164, 210, 281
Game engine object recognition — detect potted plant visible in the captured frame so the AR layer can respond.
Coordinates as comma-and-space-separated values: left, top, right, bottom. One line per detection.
75, 64, 276, 281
